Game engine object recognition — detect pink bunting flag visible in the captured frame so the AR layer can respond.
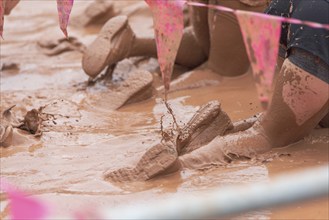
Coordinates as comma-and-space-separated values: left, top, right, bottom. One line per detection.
1, 178, 50, 219
236, 11, 282, 109
0, 0, 5, 38
145, 0, 185, 98
56, 0, 74, 37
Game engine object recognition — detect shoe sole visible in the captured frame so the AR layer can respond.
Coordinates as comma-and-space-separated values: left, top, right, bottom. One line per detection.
104, 142, 178, 182
82, 16, 131, 78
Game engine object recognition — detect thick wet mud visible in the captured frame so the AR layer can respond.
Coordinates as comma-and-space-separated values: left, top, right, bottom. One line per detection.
0, 1, 328, 219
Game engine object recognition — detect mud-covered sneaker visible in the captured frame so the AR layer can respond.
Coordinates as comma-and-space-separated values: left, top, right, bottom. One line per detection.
82, 16, 135, 78
104, 100, 235, 182
104, 142, 179, 182
176, 100, 233, 155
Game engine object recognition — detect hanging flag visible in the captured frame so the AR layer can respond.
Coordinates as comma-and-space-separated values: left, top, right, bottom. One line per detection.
56, 0, 74, 37
1, 178, 50, 220
1, 0, 74, 37
236, 11, 282, 109
0, 0, 5, 38
145, 0, 185, 98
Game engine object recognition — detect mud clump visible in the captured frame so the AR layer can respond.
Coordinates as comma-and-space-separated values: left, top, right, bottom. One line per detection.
0, 106, 43, 148
38, 36, 85, 56
1, 62, 19, 71
1, 106, 21, 147
19, 109, 42, 136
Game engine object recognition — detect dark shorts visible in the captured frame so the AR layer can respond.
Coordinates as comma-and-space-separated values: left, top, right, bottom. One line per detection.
265, 0, 329, 83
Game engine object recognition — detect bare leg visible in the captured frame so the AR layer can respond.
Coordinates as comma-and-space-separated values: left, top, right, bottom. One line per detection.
83, 5, 209, 78
132, 0, 210, 66
179, 58, 329, 169
207, 0, 267, 76
131, 26, 207, 68
261, 59, 329, 147
189, 0, 210, 55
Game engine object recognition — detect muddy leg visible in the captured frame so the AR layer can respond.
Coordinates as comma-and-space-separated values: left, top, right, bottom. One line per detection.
261, 58, 329, 147
83, 14, 207, 77
207, 0, 267, 76
180, 54, 329, 169
132, 0, 210, 67
179, 122, 271, 170
189, 0, 210, 55
131, 26, 207, 68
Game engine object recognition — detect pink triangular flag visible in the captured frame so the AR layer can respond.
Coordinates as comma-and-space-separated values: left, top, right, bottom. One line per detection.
56, 0, 74, 37
0, 0, 5, 38
145, 0, 185, 98
236, 11, 282, 109
1, 178, 50, 220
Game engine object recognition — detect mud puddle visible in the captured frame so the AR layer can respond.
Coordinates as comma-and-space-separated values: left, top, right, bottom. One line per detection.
0, 1, 328, 219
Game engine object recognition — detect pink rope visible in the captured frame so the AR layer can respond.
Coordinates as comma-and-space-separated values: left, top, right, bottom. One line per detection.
186, 1, 329, 30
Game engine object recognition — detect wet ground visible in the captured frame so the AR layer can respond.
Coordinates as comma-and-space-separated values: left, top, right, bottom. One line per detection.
0, 1, 328, 219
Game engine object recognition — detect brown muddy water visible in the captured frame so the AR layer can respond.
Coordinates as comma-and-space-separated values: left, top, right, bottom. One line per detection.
0, 1, 328, 219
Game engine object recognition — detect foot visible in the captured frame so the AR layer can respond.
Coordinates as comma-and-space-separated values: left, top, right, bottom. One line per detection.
176, 100, 233, 155
104, 100, 234, 182
82, 16, 135, 78
179, 122, 272, 170
104, 142, 179, 182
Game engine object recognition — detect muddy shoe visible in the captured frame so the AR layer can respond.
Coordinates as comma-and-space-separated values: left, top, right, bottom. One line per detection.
82, 16, 135, 78
84, 70, 154, 110
104, 142, 179, 182
104, 101, 233, 183
176, 100, 233, 156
